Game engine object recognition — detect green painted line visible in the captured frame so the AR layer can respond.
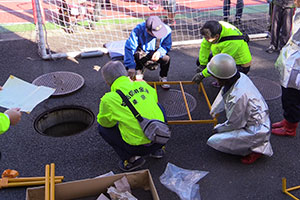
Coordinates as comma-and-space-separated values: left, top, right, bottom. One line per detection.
0, 23, 55, 33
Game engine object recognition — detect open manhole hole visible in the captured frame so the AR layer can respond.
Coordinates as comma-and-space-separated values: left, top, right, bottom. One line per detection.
34, 105, 95, 137
250, 76, 282, 101
32, 71, 85, 96
158, 89, 197, 117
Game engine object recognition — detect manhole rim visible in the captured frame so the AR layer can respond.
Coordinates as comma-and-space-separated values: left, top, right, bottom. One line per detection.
32, 71, 85, 96
249, 76, 282, 101
33, 105, 95, 137
158, 89, 197, 118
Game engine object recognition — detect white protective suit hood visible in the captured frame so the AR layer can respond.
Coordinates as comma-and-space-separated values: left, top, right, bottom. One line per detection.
208, 73, 273, 156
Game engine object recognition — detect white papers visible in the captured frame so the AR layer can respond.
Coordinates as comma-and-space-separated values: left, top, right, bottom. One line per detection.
94, 171, 115, 178
96, 193, 110, 200
0, 75, 55, 113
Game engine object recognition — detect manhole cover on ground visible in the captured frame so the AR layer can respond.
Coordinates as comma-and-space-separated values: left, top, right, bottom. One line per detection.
32, 71, 85, 96
158, 89, 197, 117
34, 105, 95, 137
250, 76, 282, 101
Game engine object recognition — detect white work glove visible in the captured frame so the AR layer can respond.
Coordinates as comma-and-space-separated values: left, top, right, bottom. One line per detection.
151, 51, 160, 62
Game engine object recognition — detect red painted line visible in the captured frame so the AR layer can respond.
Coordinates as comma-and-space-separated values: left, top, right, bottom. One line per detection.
0, 11, 34, 23
0, 0, 267, 24
0, 2, 33, 10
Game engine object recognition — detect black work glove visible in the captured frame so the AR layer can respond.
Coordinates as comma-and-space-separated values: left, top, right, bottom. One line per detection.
196, 65, 206, 73
192, 72, 205, 84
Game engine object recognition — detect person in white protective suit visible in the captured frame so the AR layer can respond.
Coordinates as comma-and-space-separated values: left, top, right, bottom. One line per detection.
206, 54, 273, 164
271, 1, 300, 136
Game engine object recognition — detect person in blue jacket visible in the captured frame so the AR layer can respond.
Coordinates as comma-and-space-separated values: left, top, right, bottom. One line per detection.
124, 16, 172, 89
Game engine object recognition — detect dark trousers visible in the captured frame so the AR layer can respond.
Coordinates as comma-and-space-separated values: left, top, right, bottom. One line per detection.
270, 5, 294, 49
98, 125, 164, 161
223, 0, 244, 19
268, 1, 274, 31
282, 87, 300, 123
135, 54, 170, 77
98, 104, 167, 161
236, 65, 250, 75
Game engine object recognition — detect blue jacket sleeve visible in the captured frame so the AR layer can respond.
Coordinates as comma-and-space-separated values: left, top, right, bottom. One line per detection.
124, 25, 141, 69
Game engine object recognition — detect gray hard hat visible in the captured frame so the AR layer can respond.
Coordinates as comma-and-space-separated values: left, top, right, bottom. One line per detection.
207, 54, 237, 79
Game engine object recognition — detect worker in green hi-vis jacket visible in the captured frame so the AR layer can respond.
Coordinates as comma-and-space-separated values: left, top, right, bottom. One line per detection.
0, 110, 21, 134
0, 86, 22, 160
97, 61, 167, 172
0, 87, 22, 135
192, 20, 252, 87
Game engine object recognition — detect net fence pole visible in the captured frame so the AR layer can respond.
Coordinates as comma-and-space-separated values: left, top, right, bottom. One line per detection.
35, 0, 49, 59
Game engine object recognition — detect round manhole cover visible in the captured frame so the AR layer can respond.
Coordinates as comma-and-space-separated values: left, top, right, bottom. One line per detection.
34, 105, 95, 137
158, 89, 197, 117
250, 76, 282, 101
32, 71, 85, 96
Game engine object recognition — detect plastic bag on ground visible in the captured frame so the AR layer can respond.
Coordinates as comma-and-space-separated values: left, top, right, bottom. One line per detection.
159, 163, 209, 200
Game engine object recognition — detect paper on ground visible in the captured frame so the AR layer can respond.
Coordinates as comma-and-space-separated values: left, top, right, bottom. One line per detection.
0, 75, 55, 113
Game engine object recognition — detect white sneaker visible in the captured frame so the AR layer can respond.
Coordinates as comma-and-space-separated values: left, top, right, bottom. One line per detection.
136, 70, 144, 81
136, 69, 143, 75
159, 77, 170, 89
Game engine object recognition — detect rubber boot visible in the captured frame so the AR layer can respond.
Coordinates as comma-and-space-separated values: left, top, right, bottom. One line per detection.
272, 119, 287, 129
272, 121, 298, 136
241, 152, 262, 164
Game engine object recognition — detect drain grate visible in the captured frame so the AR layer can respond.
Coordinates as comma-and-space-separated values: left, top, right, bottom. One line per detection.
250, 76, 282, 101
32, 71, 85, 96
158, 89, 197, 117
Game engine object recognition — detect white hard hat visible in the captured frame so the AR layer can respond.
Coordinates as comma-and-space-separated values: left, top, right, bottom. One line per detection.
207, 54, 237, 79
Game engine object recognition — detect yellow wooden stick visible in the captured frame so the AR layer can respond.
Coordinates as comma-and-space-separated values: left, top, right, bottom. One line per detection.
2, 179, 62, 188
7, 176, 64, 182
50, 163, 55, 200
45, 164, 50, 200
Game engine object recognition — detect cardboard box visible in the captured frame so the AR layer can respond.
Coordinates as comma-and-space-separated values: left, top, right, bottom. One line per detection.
26, 169, 159, 200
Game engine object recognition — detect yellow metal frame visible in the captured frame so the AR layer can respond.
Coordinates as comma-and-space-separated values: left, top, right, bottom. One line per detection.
282, 178, 300, 200
147, 81, 218, 126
